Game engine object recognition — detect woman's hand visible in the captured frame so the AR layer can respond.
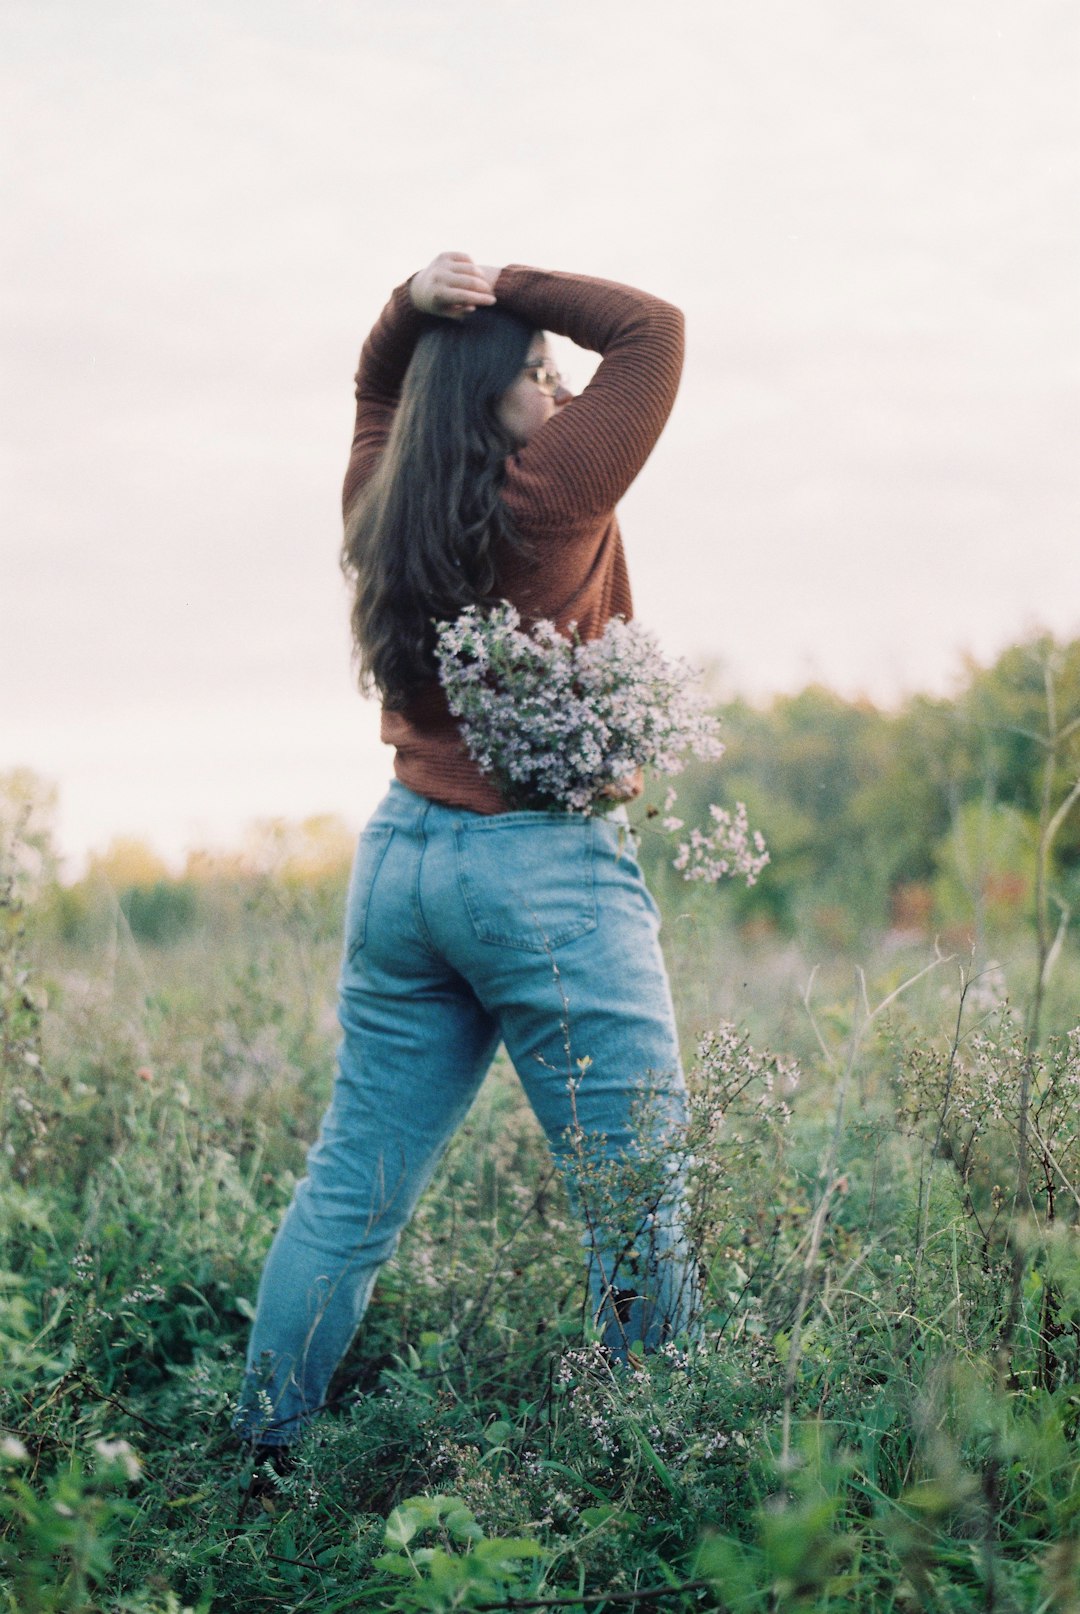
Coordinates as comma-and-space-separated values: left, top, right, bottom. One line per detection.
600, 768, 644, 803
409, 252, 499, 319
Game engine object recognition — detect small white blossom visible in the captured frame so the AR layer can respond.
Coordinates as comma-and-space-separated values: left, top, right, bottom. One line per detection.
93, 1438, 142, 1481
674, 802, 769, 887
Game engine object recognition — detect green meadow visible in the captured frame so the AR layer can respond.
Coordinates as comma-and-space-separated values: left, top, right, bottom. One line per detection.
3, 633, 1080, 1612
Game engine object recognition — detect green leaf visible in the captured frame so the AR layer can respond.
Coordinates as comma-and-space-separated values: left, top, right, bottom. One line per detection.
385, 1501, 422, 1548
635, 1427, 679, 1494
695, 1532, 760, 1603
471, 1538, 545, 1565
372, 1552, 417, 1577
579, 1504, 637, 1531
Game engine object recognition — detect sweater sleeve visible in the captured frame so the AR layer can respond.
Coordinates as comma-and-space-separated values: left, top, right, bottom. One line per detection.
493, 266, 685, 536
342, 279, 427, 518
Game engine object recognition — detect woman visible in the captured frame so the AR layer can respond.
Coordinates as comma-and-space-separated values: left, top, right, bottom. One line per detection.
234, 252, 697, 1454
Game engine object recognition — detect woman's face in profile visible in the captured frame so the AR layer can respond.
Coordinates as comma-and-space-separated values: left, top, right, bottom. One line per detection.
496, 336, 571, 447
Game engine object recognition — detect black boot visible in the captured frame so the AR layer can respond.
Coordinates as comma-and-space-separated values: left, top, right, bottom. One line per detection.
246, 1442, 295, 1500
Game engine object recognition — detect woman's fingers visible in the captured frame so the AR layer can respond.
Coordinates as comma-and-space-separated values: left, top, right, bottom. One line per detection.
436, 254, 496, 290
442, 267, 496, 295
432, 276, 496, 318
442, 283, 495, 304
411, 252, 497, 317
445, 290, 497, 309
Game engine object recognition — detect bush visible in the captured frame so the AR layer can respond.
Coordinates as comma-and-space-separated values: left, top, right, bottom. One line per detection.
118, 881, 199, 946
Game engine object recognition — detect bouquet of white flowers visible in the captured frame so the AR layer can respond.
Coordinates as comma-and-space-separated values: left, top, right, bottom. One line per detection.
435, 603, 769, 886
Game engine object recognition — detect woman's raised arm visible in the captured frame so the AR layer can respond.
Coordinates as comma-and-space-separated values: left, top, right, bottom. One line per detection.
492, 267, 685, 537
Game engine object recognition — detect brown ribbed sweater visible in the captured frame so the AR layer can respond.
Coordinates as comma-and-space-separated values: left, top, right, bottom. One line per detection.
342, 266, 685, 813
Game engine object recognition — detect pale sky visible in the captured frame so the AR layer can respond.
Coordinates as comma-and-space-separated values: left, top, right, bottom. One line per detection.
3, 0, 1077, 872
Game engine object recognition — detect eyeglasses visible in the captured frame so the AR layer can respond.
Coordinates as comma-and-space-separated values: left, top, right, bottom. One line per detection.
522, 361, 563, 397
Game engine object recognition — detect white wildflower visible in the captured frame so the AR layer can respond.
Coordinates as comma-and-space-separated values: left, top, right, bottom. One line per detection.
93, 1438, 142, 1481
435, 603, 768, 885
436, 604, 722, 815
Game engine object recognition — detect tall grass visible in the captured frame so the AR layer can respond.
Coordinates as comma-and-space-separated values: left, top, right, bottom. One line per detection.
3, 831, 1080, 1612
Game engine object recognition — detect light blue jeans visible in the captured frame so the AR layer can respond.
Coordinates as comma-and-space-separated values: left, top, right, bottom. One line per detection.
234, 782, 696, 1446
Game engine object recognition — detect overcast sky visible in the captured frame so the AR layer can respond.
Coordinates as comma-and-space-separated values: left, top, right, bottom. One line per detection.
2, 0, 1077, 871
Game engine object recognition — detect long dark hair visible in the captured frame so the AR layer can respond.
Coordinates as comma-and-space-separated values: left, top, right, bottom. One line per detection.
342, 307, 535, 708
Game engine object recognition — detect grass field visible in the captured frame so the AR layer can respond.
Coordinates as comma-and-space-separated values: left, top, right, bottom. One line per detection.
3, 837, 1080, 1612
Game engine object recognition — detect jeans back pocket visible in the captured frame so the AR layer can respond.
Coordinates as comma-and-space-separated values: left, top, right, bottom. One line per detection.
456, 816, 597, 952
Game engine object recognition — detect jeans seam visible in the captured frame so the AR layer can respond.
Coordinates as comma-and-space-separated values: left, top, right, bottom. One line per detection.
411, 800, 443, 962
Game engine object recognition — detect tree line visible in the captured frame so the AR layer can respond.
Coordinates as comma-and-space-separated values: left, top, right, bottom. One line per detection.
642, 632, 1080, 949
